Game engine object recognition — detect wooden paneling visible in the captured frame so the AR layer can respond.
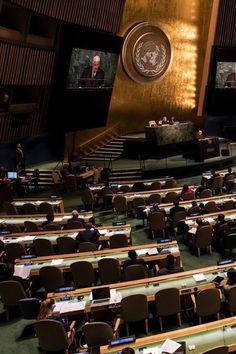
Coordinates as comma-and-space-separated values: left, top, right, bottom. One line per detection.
10, 0, 125, 34
0, 42, 55, 85
214, 0, 236, 46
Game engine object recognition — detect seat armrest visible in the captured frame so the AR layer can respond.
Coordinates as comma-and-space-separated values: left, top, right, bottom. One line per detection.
190, 293, 196, 312
113, 317, 121, 337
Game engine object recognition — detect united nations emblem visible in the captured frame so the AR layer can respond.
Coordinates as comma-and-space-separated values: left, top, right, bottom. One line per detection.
122, 22, 172, 84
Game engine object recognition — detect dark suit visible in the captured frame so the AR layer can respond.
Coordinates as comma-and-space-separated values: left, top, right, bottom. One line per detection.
169, 205, 186, 220
157, 265, 183, 276
123, 258, 147, 270
76, 228, 100, 244
78, 66, 105, 88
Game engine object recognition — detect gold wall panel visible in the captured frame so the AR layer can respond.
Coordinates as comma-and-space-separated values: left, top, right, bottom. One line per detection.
73, 0, 213, 151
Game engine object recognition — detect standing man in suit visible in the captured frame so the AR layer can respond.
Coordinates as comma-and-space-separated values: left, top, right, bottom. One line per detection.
78, 55, 105, 88
15, 143, 25, 175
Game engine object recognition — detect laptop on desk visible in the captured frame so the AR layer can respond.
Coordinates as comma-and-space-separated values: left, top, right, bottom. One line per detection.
91, 287, 111, 305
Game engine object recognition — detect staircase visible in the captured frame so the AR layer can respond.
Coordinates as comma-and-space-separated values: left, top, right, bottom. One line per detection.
25, 169, 53, 188
109, 167, 142, 182
80, 136, 125, 163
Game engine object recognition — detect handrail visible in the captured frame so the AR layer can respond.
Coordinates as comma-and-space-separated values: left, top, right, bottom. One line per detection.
78, 123, 123, 157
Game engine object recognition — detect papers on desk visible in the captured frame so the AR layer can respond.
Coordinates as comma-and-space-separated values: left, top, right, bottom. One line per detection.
161, 339, 182, 353
99, 229, 107, 235
188, 227, 197, 235
0, 219, 6, 224
51, 259, 64, 265
193, 273, 206, 282
136, 249, 149, 256
143, 339, 181, 354
53, 300, 86, 314
14, 265, 31, 279
185, 220, 196, 226
147, 248, 159, 256
68, 233, 77, 239
22, 235, 36, 241
203, 217, 215, 223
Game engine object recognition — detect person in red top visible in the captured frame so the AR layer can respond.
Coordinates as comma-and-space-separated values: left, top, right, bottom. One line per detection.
179, 184, 194, 200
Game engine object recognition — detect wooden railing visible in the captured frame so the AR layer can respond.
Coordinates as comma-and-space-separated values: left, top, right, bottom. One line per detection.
77, 124, 122, 158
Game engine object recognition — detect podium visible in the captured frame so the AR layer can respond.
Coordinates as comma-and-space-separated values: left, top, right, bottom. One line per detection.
183, 137, 220, 161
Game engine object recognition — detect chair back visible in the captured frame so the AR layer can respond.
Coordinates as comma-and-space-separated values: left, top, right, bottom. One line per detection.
149, 211, 165, 232
109, 234, 128, 249
98, 258, 121, 284
124, 264, 146, 281
0, 280, 26, 306
164, 180, 177, 189
23, 203, 38, 214
196, 288, 221, 318
182, 192, 195, 201
227, 286, 236, 314
199, 189, 212, 198
113, 196, 128, 214
212, 176, 223, 194
43, 223, 60, 231
155, 288, 181, 316
165, 191, 178, 203
221, 200, 234, 211
132, 197, 145, 209
201, 346, 229, 354
224, 232, 236, 256
24, 220, 40, 232
5, 242, 25, 261
40, 202, 54, 215
195, 225, 213, 249
149, 193, 162, 204
78, 242, 97, 252
204, 201, 218, 213
3, 202, 18, 215
149, 181, 162, 190
57, 236, 77, 254
33, 238, 54, 256
83, 321, 114, 347
131, 182, 146, 192
39, 266, 64, 291
70, 261, 95, 288
118, 185, 130, 193
121, 294, 148, 322
19, 298, 41, 319
173, 211, 187, 228
67, 220, 84, 229
34, 319, 70, 352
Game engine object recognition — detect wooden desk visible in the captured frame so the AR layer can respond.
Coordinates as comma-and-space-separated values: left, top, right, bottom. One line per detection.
12, 197, 64, 213
0, 211, 93, 228
101, 316, 236, 353
4, 224, 132, 246
47, 261, 236, 316
15, 241, 179, 276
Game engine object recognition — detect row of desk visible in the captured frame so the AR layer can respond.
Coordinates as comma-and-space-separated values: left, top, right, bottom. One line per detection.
44, 262, 236, 316
15, 241, 179, 277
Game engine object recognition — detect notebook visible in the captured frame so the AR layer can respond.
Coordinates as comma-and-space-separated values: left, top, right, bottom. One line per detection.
91, 286, 110, 304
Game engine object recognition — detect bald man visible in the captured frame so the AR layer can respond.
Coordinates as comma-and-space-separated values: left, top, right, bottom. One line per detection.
78, 55, 105, 88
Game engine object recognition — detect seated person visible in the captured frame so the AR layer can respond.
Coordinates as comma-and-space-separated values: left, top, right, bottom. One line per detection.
160, 116, 170, 125
196, 129, 204, 139
222, 268, 236, 300
169, 201, 186, 220
195, 179, 208, 198
121, 349, 135, 354
187, 201, 201, 216
37, 298, 70, 332
67, 209, 84, 226
42, 213, 60, 229
76, 222, 100, 244
123, 249, 147, 270
169, 116, 177, 125
157, 254, 183, 275
4, 262, 31, 293
179, 184, 194, 200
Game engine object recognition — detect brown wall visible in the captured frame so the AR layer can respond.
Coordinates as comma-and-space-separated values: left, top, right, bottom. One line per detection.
68, 0, 214, 155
